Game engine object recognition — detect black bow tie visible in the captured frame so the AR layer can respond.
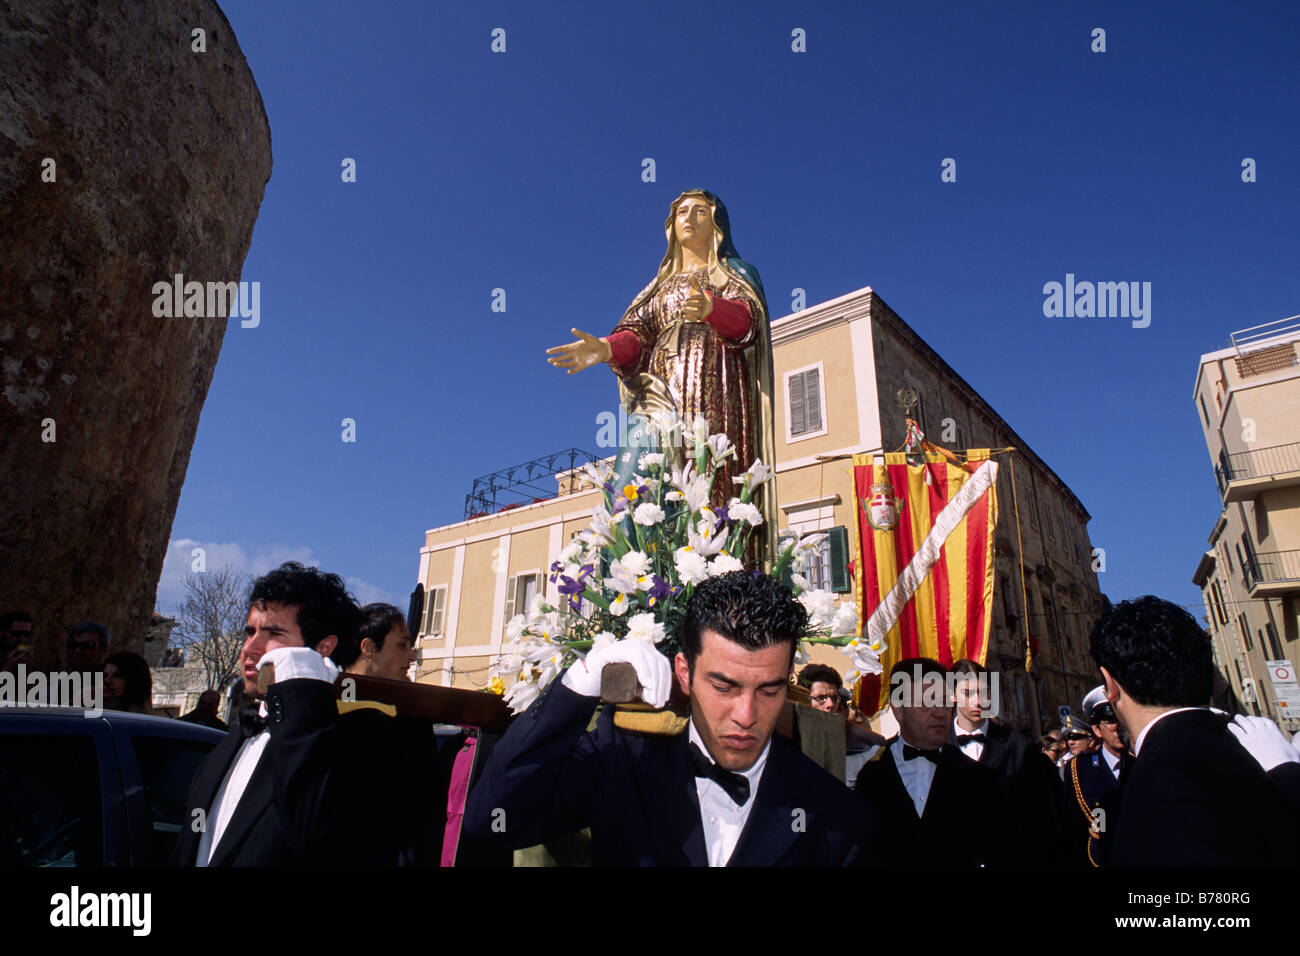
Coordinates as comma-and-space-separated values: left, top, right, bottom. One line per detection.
689, 743, 750, 806
236, 704, 267, 739
956, 733, 986, 745
902, 744, 941, 763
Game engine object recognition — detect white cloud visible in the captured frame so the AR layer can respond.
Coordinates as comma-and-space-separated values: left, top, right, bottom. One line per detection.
346, 577, 401, 608
155, 538, 354, 615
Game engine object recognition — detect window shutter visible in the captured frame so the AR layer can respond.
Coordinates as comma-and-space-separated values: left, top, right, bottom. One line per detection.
828, 525, 850, 592
804, 368, 822, 432
431, 588, 446, 635
789, 373, 806, 435
504, 575, 517, 627
421, 588, 435, 635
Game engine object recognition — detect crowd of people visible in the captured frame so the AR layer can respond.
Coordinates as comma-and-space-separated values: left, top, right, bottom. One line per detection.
4, 565, 1299, 867
0, 597, 417, 726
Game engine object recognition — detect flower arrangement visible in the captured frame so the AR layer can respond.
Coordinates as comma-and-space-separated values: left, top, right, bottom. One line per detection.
492, 417, 885, 714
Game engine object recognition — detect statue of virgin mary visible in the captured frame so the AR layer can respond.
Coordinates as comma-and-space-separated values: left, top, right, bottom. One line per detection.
547, 189, 778, 567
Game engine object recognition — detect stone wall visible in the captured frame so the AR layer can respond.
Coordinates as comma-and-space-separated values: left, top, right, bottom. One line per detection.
0, 0, 272, 667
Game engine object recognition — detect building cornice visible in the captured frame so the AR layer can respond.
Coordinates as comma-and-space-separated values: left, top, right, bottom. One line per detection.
770, 287, 874, 346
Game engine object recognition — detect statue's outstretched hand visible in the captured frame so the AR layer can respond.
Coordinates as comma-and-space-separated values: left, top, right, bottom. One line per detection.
546, 327, 612, 374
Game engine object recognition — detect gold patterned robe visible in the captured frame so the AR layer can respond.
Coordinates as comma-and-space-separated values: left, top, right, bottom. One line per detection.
610, 270, 776, 564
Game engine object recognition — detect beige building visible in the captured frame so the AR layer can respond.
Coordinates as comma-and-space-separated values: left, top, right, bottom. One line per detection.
1192, 316, 1300, 730
413, 286, 1105, 734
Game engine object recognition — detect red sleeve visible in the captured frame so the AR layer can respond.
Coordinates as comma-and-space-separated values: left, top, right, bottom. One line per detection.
705, 295, 751, 340
606, 330, 640, 368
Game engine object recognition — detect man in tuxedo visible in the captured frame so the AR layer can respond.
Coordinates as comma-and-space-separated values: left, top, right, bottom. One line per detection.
948, 659, 1061, 863
334, 602, 416, 681
463, 571, 877, 866
1060, 687, 1131, 867
172, 562, 403, 866
1091, 595, 1300, 866
854, 657, 1003, 866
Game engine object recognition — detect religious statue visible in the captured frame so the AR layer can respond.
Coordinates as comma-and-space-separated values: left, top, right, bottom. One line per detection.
546, 189, 778, 566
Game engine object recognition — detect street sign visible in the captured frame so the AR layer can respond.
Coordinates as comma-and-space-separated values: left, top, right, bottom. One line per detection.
1266, 660, 1296, 685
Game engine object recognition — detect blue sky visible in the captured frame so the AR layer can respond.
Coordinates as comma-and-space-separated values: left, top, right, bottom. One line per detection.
156, 0, 1300, 622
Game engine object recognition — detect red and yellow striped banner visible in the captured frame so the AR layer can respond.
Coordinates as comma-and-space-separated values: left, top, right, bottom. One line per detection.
851, 451, 998, 715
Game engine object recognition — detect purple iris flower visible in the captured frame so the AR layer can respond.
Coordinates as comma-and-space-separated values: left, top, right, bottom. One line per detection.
646, 574, 672, 607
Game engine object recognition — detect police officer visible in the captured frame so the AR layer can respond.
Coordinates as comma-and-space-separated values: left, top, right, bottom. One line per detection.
1060, 686, 1131, 866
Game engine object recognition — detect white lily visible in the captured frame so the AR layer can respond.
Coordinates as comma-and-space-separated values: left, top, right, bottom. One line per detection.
688, 518, 729, 557
732, 458, 773, 490
505, 614, 528, 644
706, 433, 734, 463
504, 678, 541, 714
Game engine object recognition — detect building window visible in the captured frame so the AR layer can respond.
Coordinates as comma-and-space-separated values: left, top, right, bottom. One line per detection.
1211, 581, 1229, 626
1198, 393, 1210, 427
504, 571, 546, 626
794, 526, 851, 593
1000, 577, 1020, 630
421, 586, 447, 636
1238, 614, 1254, 652
1222, 544, 1233, 573
785, 364, 826, 441
1266, 622, 1283, 660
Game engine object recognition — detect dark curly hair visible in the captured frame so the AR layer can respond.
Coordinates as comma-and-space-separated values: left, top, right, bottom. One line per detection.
333, 602, 405, 668
798, 663, 843, 689
681, 571, 807, 671
1089, 595, 1213, 708
103, 651, 152, 711
247, 562, 361, 652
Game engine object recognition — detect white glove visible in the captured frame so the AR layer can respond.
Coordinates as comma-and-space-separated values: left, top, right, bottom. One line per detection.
1227, 714, 1300, 772
562, 639, 671, 708
256, 646, 340, 685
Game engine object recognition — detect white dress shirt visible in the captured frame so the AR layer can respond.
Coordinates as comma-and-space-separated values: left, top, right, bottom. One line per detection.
953, 717, 989, 762
1101, 745, 1122, 780
688, 720, 769, 867
1132, 706, 1206, 756
197, 718, 269, 866
891, 737, 939, 817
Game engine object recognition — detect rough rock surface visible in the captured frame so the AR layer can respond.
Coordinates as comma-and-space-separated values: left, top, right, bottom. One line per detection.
0, 0, 272, 668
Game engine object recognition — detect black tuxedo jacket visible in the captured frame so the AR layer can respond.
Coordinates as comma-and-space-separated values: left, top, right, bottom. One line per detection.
1109, 709, 1300, 867
952, 721, 1063, 863
462, 678, 877, 866
171, 680, 403, 866
854, 738, 1004, 866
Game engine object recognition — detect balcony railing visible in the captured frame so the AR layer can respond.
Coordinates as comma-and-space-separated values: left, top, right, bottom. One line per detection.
1221, 441, 1300, 482
1243, 549, 1300, 592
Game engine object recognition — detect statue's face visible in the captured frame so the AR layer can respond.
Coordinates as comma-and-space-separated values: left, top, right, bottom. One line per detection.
674, 195, 714, 252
